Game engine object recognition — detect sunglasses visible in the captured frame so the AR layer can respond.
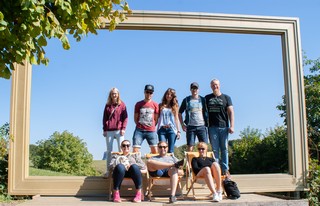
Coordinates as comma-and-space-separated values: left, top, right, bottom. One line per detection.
121, 144, 130, 148
145, 91, 153, 94
191, 87, 198, 90
198, 148, 206, 151
158, 146, 167, 149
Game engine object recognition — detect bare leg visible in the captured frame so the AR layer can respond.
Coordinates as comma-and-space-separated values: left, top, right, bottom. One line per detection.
168, 167, 179, 196
197, 167, 216, 194
187, 145, 193, 152
133, 147, 140, 153
211, 162, 222, 191
150, 146, 158, 154
147, 160, 175, 171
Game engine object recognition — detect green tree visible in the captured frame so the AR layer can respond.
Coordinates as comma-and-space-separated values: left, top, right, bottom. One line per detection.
0, 0, 131, 79
230, 126, 288, 174
229, 126, 262, 174
0, 122, 10, 199
32, 130, 97, 176
277, 54, 320, 161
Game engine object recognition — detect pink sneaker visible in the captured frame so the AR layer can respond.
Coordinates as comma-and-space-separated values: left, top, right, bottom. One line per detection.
113, 190, 121, 203
133, 191, 142, 203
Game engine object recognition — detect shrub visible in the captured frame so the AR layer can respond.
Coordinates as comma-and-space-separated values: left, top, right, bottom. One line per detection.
31, 131, 97, 176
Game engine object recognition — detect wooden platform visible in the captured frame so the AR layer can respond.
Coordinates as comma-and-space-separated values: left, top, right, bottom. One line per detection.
16, 194, 308, 206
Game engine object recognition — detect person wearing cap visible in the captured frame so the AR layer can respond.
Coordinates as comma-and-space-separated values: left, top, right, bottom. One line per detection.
132, 84, 159, 154
178, 82, 209, 152
205, 78, 234, 178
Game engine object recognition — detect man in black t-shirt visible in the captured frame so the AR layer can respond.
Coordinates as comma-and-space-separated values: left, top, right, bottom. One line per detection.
205, 79, 234, 177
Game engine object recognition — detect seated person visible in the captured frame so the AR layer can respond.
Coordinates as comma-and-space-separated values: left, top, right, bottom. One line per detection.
191, 142, 223, 202
109, 140, 146, 203
146, 141, 184, 203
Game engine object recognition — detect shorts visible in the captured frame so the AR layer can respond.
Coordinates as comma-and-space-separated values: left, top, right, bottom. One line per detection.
132, 127, 158, 148
148, 168, 169, 177
186, 125, 208, 146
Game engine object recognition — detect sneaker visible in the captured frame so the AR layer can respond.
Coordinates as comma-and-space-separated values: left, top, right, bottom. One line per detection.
113, 190, 121, 203
133, 191, 141, 203
212, 192, 220, 202
217, 191, 223, 201
169, 195, 177, 203
174, 159, 184, 168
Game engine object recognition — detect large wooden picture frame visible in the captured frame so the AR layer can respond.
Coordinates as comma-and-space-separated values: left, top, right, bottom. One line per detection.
8, 11, 308, 195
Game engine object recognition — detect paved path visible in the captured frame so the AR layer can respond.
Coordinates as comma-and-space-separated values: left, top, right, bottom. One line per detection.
16, 194, 308, 206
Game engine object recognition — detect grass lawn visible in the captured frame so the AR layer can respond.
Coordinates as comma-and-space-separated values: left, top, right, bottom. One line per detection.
29, 160, 106, 176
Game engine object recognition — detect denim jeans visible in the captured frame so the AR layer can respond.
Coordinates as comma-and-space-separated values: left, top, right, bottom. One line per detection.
132, 127, 158, 148
157, 127, 176, 153
186, 125, 208, 146
105, 130, 124, 172
208, 126, 229, 172
112, 164, 142, 190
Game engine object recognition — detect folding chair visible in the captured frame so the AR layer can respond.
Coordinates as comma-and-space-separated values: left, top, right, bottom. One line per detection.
108, 152, 147, 201
145, 153, 183, 201
185, 151, 216, 199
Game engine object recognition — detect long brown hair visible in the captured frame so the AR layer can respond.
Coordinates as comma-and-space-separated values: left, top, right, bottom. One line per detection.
106, 87, 122, 105
160, 88, 179, 115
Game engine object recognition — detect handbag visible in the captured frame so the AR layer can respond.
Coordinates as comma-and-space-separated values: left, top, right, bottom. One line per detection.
223, 178, 241, 199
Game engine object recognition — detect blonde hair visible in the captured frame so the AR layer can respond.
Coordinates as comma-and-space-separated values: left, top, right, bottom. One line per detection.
106, 87, 122, 105
197, 142, 208, 150
160, 88, 179, 115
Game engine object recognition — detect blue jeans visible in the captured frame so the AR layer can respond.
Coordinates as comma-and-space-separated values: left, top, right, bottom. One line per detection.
208, 127, 229, 172
158, 127, 176, 153
132, 127, 158, 148
112, 164, 142, 190
186, 125, 208, 146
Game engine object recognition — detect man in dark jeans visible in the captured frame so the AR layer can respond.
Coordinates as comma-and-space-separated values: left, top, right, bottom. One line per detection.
178, 82, 209, 152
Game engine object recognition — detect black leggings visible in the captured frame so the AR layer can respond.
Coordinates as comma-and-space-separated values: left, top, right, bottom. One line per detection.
112, 164, 142, 190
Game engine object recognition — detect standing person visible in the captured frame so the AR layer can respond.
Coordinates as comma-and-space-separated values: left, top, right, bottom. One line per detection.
102, 87, 128, 178
205, 79, 234, 177
147, 141, 184, 203
157, 88, 181, 153
109, 140, 146, 203
178, 82, 209, 152
132, 84, 159, 154
191, 142, 223, 202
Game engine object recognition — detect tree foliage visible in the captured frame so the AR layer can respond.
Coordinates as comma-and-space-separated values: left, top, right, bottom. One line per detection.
229, 126, 288, 174
0, 0, 131, 79
277, 54, 320, 161
31, 130, 97, 176
0, 122, 10, 198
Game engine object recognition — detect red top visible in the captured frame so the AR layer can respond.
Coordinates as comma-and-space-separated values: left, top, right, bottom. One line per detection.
135, 100, 159, 131
103, 102, 128, 131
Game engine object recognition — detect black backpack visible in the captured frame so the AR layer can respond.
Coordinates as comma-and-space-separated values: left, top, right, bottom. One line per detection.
223, 178, 241, 199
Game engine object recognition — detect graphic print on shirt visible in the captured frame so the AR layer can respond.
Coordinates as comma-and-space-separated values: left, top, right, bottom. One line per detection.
188, 99, 204, 125
208, 97, 224, 113
139, 107, 155, 127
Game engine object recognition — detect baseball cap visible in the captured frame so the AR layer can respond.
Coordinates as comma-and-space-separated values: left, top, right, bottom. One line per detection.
144, 84, 154, 92
190, 82, 199, 89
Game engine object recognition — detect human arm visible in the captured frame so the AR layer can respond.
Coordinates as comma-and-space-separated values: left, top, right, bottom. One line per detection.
178, 98, 187, 132
102, 104, 109, 135
227, 105, 234, 134
191, 157, 201, 175
174, 111, 181, 139
120, 103, 128, 136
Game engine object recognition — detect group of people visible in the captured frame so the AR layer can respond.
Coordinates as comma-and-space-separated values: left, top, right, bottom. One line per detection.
102, 79, 234, 203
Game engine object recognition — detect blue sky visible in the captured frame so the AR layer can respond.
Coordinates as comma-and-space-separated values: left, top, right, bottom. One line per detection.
1, 0, 319, 160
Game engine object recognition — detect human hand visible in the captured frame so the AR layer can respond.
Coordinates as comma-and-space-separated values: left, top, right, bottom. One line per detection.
228, 127, 234, 134
120, 130, 125, 136
182, 125, 187, 132
103, 131, 107, 137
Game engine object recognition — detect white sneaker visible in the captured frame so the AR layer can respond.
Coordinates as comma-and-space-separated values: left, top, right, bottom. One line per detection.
212, 192, 220, 202
217, 191, 223, 201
